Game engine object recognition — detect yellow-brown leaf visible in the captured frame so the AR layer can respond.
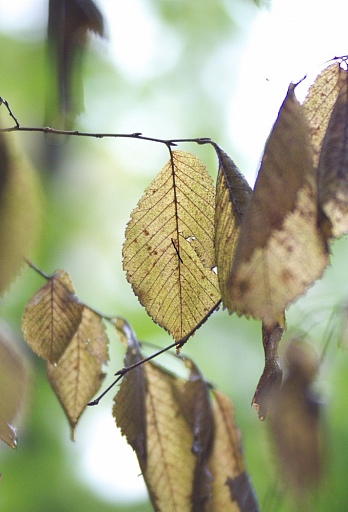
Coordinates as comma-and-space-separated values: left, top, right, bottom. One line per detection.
228, 85, 328, 327
317, 66, 348, 238
214, 145, 252, 313
22, 270, 83, 364
206, 390, 259, 512
47, 308, 108, 438
123, 150, 220, 341
303, 62, 340, 168
142, 362, 196, 512
0, 324, 29, 448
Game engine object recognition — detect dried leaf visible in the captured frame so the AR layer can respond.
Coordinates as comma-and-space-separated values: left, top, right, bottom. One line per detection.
113, 318, 147, 466
252, 317, 284, 420
0, 324, 29, 448
303, 62, 340, 168
207, 390, 260, 512
174, 359, 215, 510
141, 364, 197, 511
214, 145, 252, 313
22, 270, 84, 364
317, 66, 348, 238
228, 84, 328, 327
123, 150, 220, 341
269, 339, 323, 496
0, 130, 41, 295
47, 308, 108, 438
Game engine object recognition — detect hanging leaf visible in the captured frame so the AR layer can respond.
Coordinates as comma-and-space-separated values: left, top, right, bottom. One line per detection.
22, 270, 84, 364
317, 66, 348, 239
252, 317, 284, 420
269, 339, 323, 496
113, 323, 259, 512
0, 129, 42, 296
47, 308, 109, 439
213, 145, 252, 312
207, 390, 260, 512
123, 150, 220, 341
0, 324, 29, 448
227, 84, 328, 327
303, 61, 340, 169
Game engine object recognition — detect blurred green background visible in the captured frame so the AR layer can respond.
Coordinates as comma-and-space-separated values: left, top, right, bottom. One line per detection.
1, 1, 348, 511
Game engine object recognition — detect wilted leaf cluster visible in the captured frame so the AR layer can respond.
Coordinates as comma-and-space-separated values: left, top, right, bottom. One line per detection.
1, 56, 348, 510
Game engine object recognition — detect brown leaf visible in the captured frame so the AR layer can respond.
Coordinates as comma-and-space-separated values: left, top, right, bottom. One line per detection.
47, 308, 108, 438
214, 145, 252, 313
269, 339, 323, 496
123, 150, 220, 341
303, 62, 340, 169
46, 0, 104, 129
174, 359, 215, 510
252, 317, 284, 420
113, 318, 147, 466
0, 130, 41, 295
317, 66, 348, 238
228, 84, 328, 327
0, 324, 29, 448
206, 390, 260, 512
22, 270, 84, 364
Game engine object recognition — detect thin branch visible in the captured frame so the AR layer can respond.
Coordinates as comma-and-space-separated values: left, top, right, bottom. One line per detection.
0, 98, 213, 147
0, 97, 20, 128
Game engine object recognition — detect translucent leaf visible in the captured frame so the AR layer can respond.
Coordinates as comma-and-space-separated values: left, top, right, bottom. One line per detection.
317, 66, 348, 238
228, 84, 328, 327
303, 62, 340, 168
207, 390, 260, 512
47, 308, 108, 438
214, 145, 252, 312
22, 270, 84, 364
123, 150, 220, 341
0, 324, 29, 448
0, 130, 41, 295
269, 339, 323, 496
252, 318, 284, 420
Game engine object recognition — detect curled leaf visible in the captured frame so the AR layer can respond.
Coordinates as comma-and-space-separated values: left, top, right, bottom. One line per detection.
228, 84, 328, 327
113, 318, 147, 466
317, 66, 348, 238
47, 308, 109, 438
303, 61, 340, 169
123, 150, 220, 341
22, 270, 84, 364
252, 317, 284, 420
213, 145, 252, 313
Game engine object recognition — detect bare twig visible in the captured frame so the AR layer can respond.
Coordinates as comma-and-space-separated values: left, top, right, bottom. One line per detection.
0, 98, 212, 147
